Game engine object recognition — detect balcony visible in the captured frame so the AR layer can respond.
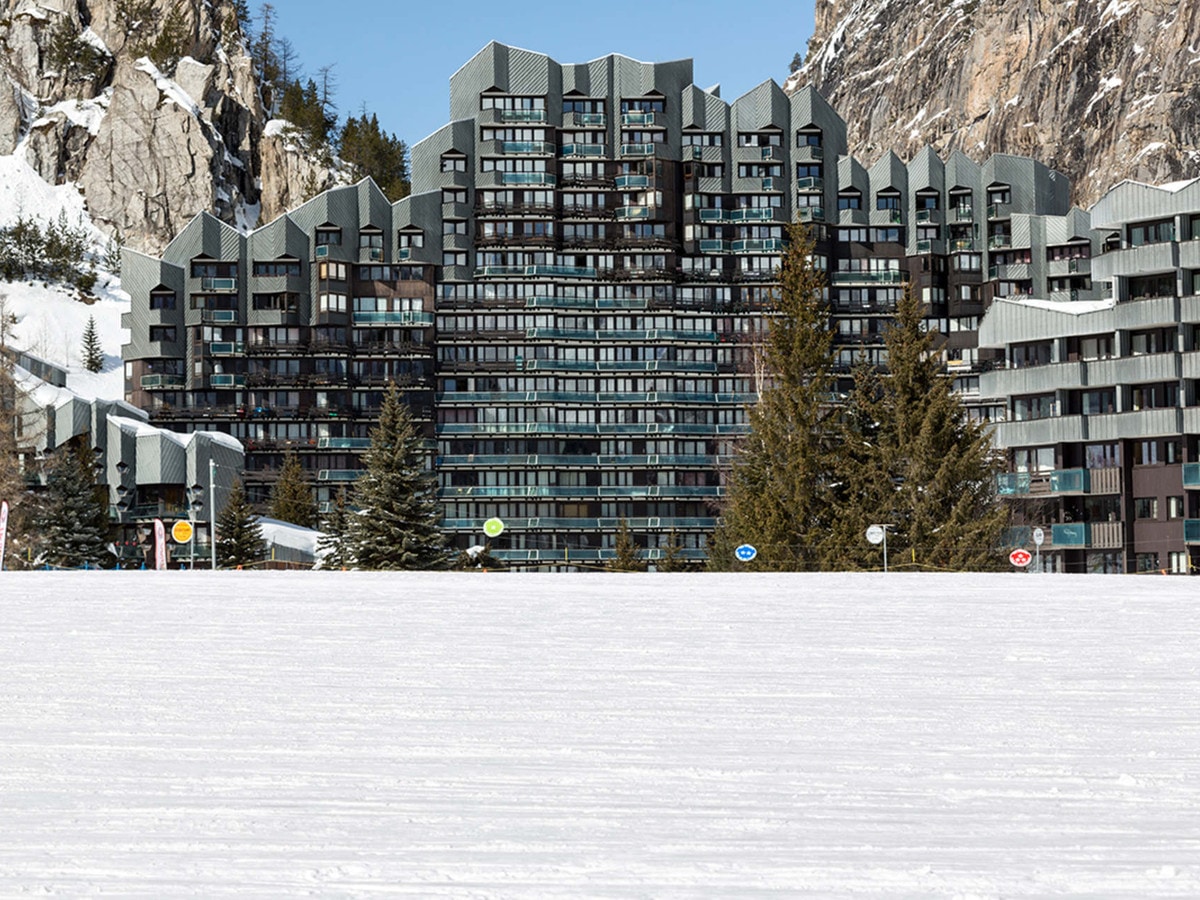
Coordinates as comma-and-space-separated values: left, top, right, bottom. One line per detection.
501, 172, 556, 186
315, 245, 330, 259
208, 341, 245, 356
317, 469, 363, 482
996, 468, 1090, 496
1186, 520, 1200, 544
954, 205, 974, 221
578, 112, 606, 127
615, 205, 652, 220
988, 234, 1012, 250
316, 437, 372, 450
614, 174, 650, 189
916, 209, 941, 224
352, 311, 436, 326
987, 202, 1010, 220
498, 109, 546, 122
621, 111, 658, 126
209, 374, 247, 388
831, 270, 905, 285
1051, 522, 1090, 547
795, 176, 823, 192
620, 143, 655, 156
199, 277, 238, 292
140, 374, 185, 390
951, 238, 976, 252
397, 247, 411, 261
560, 143, 606, 157
697, 208, 728, 223
501, 141, 554, 155
699, 239, 729, 253
729, 208, 777, 223
1184, 463, 1200, 489
731, 239, 784, 253
201, 309, 238, 324
797, 207, 825, 222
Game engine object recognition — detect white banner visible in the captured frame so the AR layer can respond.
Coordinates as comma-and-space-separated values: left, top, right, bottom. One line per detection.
154, 518, 167, 571
0, 500, 8, 571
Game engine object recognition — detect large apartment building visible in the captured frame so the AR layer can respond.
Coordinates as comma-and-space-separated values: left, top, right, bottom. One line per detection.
121, 42, 1195, 569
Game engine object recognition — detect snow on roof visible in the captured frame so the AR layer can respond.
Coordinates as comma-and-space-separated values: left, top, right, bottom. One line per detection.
999, 296, 1117, 315
193, 430, 245, 453
110, 414, 186, 446
256, 518, 325, 558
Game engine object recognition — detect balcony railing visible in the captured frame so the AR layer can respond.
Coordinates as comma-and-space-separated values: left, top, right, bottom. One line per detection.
795, 176, 823, 191
729, 208, 777, 222
208, 341, 245, 356
620, 143, 655, 156
615, 205, 652, 220
988, 234, 1012, 250
352, 311, 436, 326
474, 264, 597, 279
140, 374, 185, 389
501, 141, 555, 155
209, 374, 247, 388
621, 111, 658, 126
731, 239, 784, 253
954, 205, 974, 221
199, 277, 238, 292
1052, 523, 1090, 547
797, 207, 825, 222
560, 143, 606, 157
501, 172, 556, 186
498, 109, 546, 122
614, 174, 651, 189
1184, 463, 1200, 489
317, 469, 363, 482
698, 239, 729, 253
951, 238, 976, 252
1185, 520, 1200, 544
996, 468, 1090, 496
578, 112, 606, 127
316, 438, 372, 450
201, 309, 238, 323
831, 270, 905, 284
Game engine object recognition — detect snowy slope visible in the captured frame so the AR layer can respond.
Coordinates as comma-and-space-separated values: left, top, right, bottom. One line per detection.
0, 154, 127, 400
1, 572, 1198, 896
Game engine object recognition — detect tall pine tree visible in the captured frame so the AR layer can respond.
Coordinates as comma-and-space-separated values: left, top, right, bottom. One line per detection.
268, 451, 317, 527
609, 518, 646, 572
215, 480, 266, 568
836, 286, 1008, 570
709, 222, 839, 571
82, 315, 104, 373
32, 443, 113, 569
349, 385, 447, 570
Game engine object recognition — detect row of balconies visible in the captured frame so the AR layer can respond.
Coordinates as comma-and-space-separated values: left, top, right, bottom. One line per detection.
435, 453, 723, 469
997, 466, 1123, 497
439, 485, 721, 499
440, 515, 717, 531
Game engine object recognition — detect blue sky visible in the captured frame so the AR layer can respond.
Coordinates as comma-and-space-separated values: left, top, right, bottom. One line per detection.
262, 1, 817, 145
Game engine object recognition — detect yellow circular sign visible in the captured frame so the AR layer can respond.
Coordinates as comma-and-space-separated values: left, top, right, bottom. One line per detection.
171, 520, 194, 543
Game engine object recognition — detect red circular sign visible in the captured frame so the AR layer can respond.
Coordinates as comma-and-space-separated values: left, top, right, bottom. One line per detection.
1009, 549, 1033, 567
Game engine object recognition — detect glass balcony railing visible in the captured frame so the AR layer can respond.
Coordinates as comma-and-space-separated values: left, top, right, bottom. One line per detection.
697, 208, 728, 222
1184, 463, 1200, 489
997, 469, 1090, 495
621, 111, 658, 126
916, 239, 933, 254
208, 341, 245, 356
699, 239, 729, 253
954, 205, 974, 221
731, 239, 784, 253
209, 374, 247, 388
797, 207, 825, 222
200, 277, 238, 292
201, 309, 238, 323
729, 208, 776, 222
988, 234, 1012, 250
1051, 523, 1090, 547
1185, 520, 1200, 544
831, 270, 905, 284
795, 176, 823, 191
317, 469, 363, 482
501, 172, 556, 186
620, 143, 656, 156
951, 238, 976, 252
441, 516, 718, 532
352, 311, 435, 326
578, 112, 606, 127
140, 374, 185, 389
474, 265, 596, 279
316, 438, 372, 450
560, 143, 606, 157
615, 206, 652, 220
397, 247, 411, 261
614, 174, 651, 189
498, 109, 546, 122
501, 141, 555, 154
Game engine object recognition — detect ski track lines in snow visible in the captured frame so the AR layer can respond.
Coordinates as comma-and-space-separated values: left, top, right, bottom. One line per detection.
1, 572, 1199, 896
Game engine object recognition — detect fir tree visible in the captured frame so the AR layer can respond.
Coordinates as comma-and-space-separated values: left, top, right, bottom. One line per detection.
348, 384, 448, 570
215, 480, 265, 568
709, 222, 839, 571
657, 529, 687, 572
340, 114, 411, 201
865, 285, 1009, 570
609, 518, 646, 572
82, 315, 104, 373
267, 451, 316, 527
316, 485, 353, 569
31, 443, 113, 569
790, 52, 804, 74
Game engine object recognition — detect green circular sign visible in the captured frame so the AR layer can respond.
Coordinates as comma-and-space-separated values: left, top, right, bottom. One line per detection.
483, 518, 505, 538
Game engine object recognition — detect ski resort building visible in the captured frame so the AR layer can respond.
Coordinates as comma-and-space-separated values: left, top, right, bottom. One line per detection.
120, 43, 1197, 569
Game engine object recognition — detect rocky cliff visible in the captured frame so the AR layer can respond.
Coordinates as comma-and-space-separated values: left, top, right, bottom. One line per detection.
787, 0, 1200, 206
0, 0, 340, 252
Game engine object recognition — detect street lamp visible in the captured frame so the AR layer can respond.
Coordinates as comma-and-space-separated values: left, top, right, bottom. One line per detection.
186, 482, 204, 569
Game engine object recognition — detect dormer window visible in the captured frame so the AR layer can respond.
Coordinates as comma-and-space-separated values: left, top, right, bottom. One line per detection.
441, 151, 467, 173
149, 287, 176, 310
359, 229, 384, 249
837, 191, 862, 211
796, 129, 822, 148
398, 229, 424, 248
876, 191, 901, 211
315, 226, 342, 246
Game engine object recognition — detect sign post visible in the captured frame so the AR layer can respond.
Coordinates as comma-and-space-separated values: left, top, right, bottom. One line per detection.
1009, 548, 1033, 569
866, 524, 892, 572
735, 544, 757, 563
1032, 527, 1045, 572
0, 499, 9, 571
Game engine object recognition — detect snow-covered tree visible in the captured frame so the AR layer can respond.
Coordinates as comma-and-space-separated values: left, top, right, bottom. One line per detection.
349, 384, 447, 570
82, 316, 104, 373
31, 443, 113, 569
268, 451, 316, 527
215, 480, 265, 569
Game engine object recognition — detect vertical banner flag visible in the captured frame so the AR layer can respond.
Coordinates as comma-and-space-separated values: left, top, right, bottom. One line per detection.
0, 500, 9, 571
154, 518, 167, 570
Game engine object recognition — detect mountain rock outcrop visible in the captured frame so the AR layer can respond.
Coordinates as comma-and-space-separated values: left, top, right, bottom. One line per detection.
788, 0, 1200, 205
0, 0, 338, 252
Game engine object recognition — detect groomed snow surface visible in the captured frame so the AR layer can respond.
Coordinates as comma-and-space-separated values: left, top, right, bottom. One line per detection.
2, 572, 1199, 896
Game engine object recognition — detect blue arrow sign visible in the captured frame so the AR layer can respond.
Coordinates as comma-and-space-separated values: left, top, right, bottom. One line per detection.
735, 543, 758, 563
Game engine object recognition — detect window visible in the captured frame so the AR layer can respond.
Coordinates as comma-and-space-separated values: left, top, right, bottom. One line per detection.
1128, 218, 1175, 246
149, 326, 176, 342
1169, 551, 1190, 574
1168, 496, 1185, 520
1136, 552, 1161, 573
837, 193, 862, 210
149, 291, 176, 310
1135, 497, 1159, 519
839, 228, 867, 243
253, 260, 301, 277
987, 186, 1012, 204
796, 131, 822, 147
318, 262, 348, 281
359, 232, 383, 249
681, 132, 722, 146
315, 227, 341, 246
252, 293, 298, 312
440, 153, 467, 172
443, 252, 467, 266
1014, 394, 1055, 421
916, 193, 939, 210
1079, 389, 1115, 415
796, 164, 821, 180
952, 253, 982, 272
620, 97, 665, 113
1129, 273, 1176, 299
876, 194, 900, 211
1131, 328, 1173, 355
399, 231, 424, 248
443, 220, 467, 235
442, 189, 466, 204
1012, 341, 1051, 368
1084, 443, 1120, 469
317, 293, 347, 313
872, 228, 901, 243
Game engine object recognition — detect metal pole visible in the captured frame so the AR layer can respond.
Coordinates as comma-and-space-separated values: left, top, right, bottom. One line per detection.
209, 457, 217, 571
882, 527, 889, 574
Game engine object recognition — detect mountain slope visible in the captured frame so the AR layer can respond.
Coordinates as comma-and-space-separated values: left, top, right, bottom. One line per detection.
787, 0, 1200, 205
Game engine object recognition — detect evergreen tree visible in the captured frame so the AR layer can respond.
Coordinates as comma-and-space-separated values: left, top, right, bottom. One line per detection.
658, 529, 687, 572
790, 52, 804, 74
31, 443, 113, 569
316, 485, 353, 569
709, 222, 839, 571
0, 342, 31, 567
454, 541, 505, 570
340, 114, 411, 201
609, 518, 646, 572
829, 287, 1007, 570
215, 479, 265, 568
348, 384, 447, 570
267, 451, 317, 527
82, 315, 104, 373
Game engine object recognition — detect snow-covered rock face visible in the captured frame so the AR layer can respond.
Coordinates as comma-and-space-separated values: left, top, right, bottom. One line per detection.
788, 0, 1200, 205
0, 0, 332, 253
